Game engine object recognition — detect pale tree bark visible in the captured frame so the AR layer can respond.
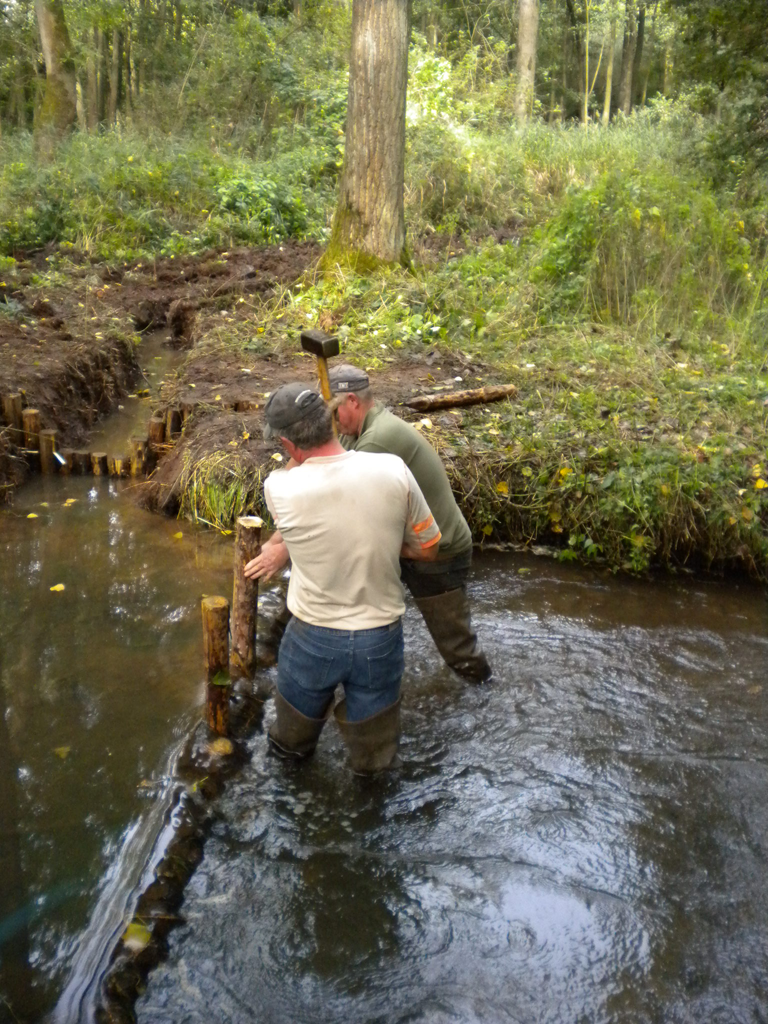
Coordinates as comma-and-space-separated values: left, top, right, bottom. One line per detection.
639, 0, 658, 106
514, 0, 539, 122
327, 0, 411, 267
86, 27, 99, 129
34, 0, 77, 149
97, 27, 108, 122
618, 0, 637, 114
602, 13, 617, 124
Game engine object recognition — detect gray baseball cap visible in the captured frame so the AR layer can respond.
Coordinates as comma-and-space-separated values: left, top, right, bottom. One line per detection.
328, 363, 370, 393
263, 383, 325, 439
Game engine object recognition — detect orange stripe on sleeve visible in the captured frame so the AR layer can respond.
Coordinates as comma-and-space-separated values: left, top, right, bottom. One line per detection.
412, 515, 436, 535
419, 531, 442, 549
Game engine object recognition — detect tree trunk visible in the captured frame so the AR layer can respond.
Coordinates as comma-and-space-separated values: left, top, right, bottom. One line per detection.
109, 27, 122, 122
565, 0, 585, 123
602, 13, 617, 125
618, 0, 637, 115
327, 0, 411, 267
97, 28, 108, 122
639, 0, 658, 106
34, 0, 77, 147
174, 0, 182, 41
86, 27, 98, 129
632, 3, 646, 107
514, 0, 539, 122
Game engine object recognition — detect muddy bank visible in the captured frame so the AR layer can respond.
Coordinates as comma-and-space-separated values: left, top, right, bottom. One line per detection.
0, 241, 321, 500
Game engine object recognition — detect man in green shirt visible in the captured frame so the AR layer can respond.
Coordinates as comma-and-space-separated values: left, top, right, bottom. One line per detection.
329, 363, 491, 683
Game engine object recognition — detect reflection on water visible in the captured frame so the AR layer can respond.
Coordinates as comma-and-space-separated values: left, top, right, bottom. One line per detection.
136, 557, 768, 1024
0, 477, 232, 1021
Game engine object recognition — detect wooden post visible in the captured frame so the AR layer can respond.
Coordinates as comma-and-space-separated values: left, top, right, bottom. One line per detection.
59, 449, 74, 475
2, 393, 23, 442
166, 407, 181, 440
202, 596, 231, 735
179, 400, 195, 424
72, 450, 92, 475
148, 416, 165, 447
130, 435, 147, 477
230, 516, 263, 679
91, 452, 109, 476
22, 408, 41, 451
108, 455, 127, 477
39, 429, 57, 474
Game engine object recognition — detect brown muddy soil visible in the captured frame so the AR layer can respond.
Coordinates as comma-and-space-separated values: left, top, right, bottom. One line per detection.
1, 237, 507, 511
0, 241, 323, 498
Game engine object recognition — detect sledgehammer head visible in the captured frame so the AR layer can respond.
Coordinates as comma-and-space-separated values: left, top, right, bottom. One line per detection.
300, 329, 340, 360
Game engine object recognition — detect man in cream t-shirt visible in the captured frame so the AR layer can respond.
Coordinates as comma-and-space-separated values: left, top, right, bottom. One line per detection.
244, 382, 441, 774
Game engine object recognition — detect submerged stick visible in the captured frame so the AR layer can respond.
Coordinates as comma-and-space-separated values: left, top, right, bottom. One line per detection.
230, 517, 263, 680
202, 596, 231, 736
403, 383, 518, 412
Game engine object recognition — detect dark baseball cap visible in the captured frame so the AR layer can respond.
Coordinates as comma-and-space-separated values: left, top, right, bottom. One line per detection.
328, 363, 370, 393
263, 383, 325, 439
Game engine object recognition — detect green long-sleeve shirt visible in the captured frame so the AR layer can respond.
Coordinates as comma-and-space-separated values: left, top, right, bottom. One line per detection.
343, 404, 472, 560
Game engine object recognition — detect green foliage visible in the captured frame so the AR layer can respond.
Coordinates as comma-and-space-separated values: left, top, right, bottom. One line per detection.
215, 172, 307, 243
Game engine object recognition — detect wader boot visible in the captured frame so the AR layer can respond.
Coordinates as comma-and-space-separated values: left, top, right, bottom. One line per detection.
334, 698, 401, 775
269, 691, 329, 759
414, 587, 492, 682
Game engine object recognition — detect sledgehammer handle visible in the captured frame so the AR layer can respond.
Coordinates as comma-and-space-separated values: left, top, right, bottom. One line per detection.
316, 358, 337, 436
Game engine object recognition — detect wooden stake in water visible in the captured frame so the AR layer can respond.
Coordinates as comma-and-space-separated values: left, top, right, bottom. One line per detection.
22, 408, 40, 452
230, 516, 263, 680
2, 393, 23, 443
202, 596, 231, 735
39, 429, 57, 474
91, 452, 109, 476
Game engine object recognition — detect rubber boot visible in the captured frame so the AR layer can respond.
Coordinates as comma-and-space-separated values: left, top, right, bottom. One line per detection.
334, 698, 401, 775
269, 691, 329, 759
414, 587, 492, 682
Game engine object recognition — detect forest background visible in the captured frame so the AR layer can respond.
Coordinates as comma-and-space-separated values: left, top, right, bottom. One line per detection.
0, 0, 766, 579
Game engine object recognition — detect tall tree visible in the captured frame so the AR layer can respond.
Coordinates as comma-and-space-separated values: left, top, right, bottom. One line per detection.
514, 0, 540, 122
602, 4, 618, 124
34, 0, 77, 146
327, 0, 411, 267
618, 0, 637, 114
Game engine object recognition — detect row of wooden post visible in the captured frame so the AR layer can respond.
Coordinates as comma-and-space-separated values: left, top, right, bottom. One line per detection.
2, 391, 259, 481
201, 516, 263, 736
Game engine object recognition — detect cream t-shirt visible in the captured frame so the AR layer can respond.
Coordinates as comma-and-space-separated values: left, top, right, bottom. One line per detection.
264, 450, 441, 630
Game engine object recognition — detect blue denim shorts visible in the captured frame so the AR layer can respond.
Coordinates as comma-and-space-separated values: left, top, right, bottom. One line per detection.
277, 617, 404, 723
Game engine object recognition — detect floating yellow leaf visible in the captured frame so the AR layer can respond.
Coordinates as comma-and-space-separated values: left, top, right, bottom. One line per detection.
755, 479, 767, 490
122, 922, 151, 953
50, 583, 65, 592
482, 525, 493, 536
495, 482, 509, 495
63, 498, 77, 506
173, 532, 183, 539
271, 453, 283, 462
40, 502, 49, 507
27, 513, 38, 519
53, 746, 70, 760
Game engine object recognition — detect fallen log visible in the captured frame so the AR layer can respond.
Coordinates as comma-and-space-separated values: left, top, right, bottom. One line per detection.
403, 383, 517, 412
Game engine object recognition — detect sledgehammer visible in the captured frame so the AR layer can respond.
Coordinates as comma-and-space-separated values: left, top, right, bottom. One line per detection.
300, 328, 339, 402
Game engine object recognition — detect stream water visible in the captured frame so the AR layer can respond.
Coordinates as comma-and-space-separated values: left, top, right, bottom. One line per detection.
1, 352, 767, 1022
